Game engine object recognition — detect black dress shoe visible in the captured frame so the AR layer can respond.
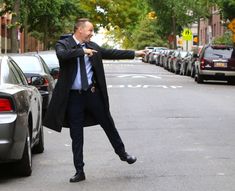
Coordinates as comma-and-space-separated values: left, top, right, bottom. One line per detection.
119, 152, 137, 164
69, 172, 86, 183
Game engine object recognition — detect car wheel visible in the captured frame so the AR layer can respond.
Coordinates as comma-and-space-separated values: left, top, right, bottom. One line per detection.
191, 66, 195, 78
32, 126, 44, 154
227, 77, 235, 85
175, 64, 180, 74
186, 67, 190, 76
16, 128, 32, 176
196, 73, 204, 84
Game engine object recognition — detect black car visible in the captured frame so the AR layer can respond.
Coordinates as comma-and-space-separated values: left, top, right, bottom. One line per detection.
10, 55, 55, 118
0, 55, 44, 176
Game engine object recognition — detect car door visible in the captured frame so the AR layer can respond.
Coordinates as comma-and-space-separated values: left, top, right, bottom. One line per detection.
9, 59, 42, 141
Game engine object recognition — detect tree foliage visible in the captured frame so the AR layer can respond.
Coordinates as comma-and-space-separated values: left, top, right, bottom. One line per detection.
147, 0, 217, 48
132, 16, 168, 49
0, 0, 235, 52
215, 0, 235, 21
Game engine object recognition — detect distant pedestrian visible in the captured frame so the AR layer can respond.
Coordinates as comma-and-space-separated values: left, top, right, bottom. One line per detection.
43, 18, 146, 183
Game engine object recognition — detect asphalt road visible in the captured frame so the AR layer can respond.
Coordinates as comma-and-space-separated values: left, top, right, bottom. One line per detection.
1, 60, 235, 191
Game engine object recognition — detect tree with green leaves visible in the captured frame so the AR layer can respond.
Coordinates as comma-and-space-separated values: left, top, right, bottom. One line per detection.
0, 0, 21, 53
79, 0, 147, 48
216, 0, 235, 21
147, 0, 216, 48
0, 0, 86, 51
131, 16, 168, 49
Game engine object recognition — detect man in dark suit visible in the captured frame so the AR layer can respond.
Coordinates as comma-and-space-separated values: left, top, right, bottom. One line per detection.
43, 18, 146, 183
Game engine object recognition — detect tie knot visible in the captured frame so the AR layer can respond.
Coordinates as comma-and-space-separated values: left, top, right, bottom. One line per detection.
77, 43, 85, 48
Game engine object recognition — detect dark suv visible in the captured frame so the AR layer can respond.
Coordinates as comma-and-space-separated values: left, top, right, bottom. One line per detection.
194, 45, 235, 84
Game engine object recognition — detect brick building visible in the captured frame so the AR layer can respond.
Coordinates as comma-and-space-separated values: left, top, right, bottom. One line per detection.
199, 6, 225, 45
0, 13, 43, 53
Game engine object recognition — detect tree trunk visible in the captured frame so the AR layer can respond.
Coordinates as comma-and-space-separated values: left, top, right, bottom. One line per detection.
10, 0, 21, 53
23, 16, 29, 52
172, 15, 177, 49
43, 17, 49, 50
197, 17, 200, 46
23, 0, 29, 53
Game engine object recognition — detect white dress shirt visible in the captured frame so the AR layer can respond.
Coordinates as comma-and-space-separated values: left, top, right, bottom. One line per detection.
71, 35, 94, 90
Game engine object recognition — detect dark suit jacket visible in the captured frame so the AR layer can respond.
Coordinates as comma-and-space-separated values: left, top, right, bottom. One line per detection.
43, 36, 135, 132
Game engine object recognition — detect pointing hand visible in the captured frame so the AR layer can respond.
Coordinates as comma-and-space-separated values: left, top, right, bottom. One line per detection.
84, 48, 97, 57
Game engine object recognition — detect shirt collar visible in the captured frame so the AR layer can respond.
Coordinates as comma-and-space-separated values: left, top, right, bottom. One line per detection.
72, 35, 85, 46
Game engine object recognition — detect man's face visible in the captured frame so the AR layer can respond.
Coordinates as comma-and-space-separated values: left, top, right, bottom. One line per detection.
77, 21, 94, 43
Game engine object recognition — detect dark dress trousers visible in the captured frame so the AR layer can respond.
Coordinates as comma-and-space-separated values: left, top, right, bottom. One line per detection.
43, 36, 135, 172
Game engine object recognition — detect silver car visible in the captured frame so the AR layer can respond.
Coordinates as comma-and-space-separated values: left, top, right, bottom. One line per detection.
0, 55, 44, 176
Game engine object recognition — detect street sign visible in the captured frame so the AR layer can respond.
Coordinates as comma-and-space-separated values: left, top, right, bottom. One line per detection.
228, 18, 235, 33
182, 28, 193, 41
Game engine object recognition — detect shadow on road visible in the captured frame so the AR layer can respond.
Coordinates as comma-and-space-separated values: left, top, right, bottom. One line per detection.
0, 164, 24, 183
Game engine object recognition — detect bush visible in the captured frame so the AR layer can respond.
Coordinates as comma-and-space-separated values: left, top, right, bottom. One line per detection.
212, 31, 233, 46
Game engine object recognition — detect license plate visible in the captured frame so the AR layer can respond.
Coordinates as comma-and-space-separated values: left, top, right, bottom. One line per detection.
214, 62, 227, 67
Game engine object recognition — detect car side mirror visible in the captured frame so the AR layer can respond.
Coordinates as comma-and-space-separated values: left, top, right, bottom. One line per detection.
30, 76, 45, 86
50, 67, 60, 79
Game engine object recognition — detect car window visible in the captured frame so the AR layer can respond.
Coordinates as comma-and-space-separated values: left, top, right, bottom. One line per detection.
39, 54, 59, 71
204, 47, 234, 59
2, 60, 21, 84
8, 60, 25, 85
39, 57, 51, 74
10, 60, 28, 85
11, 56, 43, 73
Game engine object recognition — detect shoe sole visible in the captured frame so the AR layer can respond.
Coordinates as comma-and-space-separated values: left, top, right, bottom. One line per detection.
69, 176, 86, 183
127, 158, 137, 164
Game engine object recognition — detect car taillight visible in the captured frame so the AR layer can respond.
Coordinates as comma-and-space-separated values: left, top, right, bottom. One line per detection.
200, 58, 205, 69
27, 77, 32, 84
44, 78, 49, 86
0, 98, 13, 112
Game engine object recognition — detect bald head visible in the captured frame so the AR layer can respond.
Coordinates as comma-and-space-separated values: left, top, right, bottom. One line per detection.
74, 18, 91, 32
73, 18, 94, 43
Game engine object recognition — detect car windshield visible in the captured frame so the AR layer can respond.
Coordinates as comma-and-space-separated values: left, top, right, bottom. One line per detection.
12, 56, 43, 73
39, 53, 59, 70
204, 47, 234, 59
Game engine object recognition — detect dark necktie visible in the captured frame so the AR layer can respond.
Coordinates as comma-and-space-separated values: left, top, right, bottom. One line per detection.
79, 44, 89, 90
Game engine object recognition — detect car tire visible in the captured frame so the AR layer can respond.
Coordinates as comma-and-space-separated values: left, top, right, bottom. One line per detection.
191, 66, 195, 78
196, 73, 204, 84
186, 64, 190, 76
16, 128, 32, 176
32, 126, 44, 154
227, 77, 235, 85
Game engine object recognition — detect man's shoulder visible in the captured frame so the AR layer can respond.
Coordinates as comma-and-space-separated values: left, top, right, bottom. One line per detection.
56, 35, 76, 47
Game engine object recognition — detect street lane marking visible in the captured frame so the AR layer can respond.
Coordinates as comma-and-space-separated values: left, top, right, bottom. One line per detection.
107, 85, 183, 89
117, 74, 161, 79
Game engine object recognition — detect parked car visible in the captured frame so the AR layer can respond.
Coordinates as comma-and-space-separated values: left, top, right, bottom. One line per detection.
194, 45, 235, 84
148, 47, 168, 64
163, 50, 174, 69
10, 55, 55, 118
168, 50, 180, 72
179, 51, 194, 76
156, 49, 167, 66
37, 50, 60, 79
142, 46, 155, 63
0, 55, 44, 176
172, 50, 190, 74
